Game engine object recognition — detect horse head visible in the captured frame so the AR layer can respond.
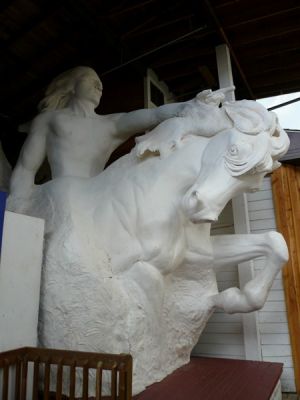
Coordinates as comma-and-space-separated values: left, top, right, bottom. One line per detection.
182, 100, 289, 223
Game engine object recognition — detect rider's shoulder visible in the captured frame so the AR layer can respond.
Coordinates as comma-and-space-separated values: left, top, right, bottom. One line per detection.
100, 112, 125, 123
33, 109, 57, 123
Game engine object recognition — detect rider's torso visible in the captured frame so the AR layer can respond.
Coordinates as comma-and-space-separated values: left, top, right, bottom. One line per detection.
47, 111, 116, 179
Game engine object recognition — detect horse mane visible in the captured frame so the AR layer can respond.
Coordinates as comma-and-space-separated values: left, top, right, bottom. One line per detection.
135, 99, 279, 161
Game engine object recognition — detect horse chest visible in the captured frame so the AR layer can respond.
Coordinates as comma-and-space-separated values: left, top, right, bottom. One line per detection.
138, 213, 187, 272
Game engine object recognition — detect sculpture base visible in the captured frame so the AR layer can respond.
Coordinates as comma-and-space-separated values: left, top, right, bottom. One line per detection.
134, 357, 283, 400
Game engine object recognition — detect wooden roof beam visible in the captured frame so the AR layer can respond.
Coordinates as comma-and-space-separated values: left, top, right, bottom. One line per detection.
122, 14, 194, 40
158, 63, 202, 82
107, 0, 158, 18
63, 0, 147, 78
150, 46, 214, 68
0, 1, 61, 51
245, 60, 300, 79
215, 0, 300, 26
237, 38, 300, 61
0, 1, 63, 71
120, 16, 157, 40
256, 84, 300, 100
231, 16, 300, 47
251, 68, 300, 89
226, 5, 300, 29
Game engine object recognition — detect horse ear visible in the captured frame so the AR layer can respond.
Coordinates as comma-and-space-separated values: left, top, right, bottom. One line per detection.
223, 101, 266, 135
270, 125, 290, 160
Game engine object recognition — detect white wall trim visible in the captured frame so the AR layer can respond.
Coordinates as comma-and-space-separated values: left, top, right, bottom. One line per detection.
144, 68, 174, 108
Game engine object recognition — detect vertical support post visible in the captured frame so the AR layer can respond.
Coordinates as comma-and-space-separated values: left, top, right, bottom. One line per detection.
216, 44, 261, 361
216, 44, 235, 100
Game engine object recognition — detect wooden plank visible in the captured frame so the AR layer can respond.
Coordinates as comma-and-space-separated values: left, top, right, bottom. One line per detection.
266, 290, 285, 301
195, 354, 245, 360
199, 333, 244, 345
272, 165, 300, 394
82, 362, 89, 400
203, 322, 243, 334
20, 357, 28, 400
281, 379, 297, 392
209, 312, 243, 323
261, 333, 291, 345
248, 198, 274, 212
32, 358, 40, 400
250, 218, 277, 230
69, 362, 76, 400
260, 323, 290, 334
250, 209, 275, 221
44, 361, 50, 400
15, 358, 21, 400
263, 356, 294, 367
193, 343, 245, 357
111, 363, 117, 400
218, 280, 239, 290
2, 360, 9, 400
281, 367, 296, 380
216, 270, 239, 281
261, 301, 287, 312
56, 359, 63, 400
262, 345, 292, 357
247, 190, 273, 201
95, 361, 103, 400
258, 312, 288, 323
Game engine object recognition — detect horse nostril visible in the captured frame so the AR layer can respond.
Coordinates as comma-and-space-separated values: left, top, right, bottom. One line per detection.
187, 190, 202, 212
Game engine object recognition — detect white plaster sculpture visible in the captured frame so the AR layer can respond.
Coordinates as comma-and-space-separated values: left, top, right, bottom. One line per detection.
8, 66, 290, 396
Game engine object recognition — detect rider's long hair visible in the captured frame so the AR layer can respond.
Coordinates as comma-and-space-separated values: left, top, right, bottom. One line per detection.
38, 66, 99, 112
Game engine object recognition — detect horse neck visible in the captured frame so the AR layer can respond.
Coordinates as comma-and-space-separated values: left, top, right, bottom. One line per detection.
90, 136, 208, 200
149, 136, 209, 191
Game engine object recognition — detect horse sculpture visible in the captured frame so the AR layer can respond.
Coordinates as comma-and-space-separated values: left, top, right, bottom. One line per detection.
11, 96, 289, 395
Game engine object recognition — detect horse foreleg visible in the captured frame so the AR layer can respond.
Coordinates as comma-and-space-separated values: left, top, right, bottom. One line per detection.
210, 231, 288, 313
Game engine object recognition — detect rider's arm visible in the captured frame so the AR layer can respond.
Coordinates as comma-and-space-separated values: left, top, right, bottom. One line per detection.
10, 113, 48, 198
110, 102, 187, 145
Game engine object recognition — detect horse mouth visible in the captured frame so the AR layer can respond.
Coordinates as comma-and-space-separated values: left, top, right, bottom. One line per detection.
190, 211, 218, 224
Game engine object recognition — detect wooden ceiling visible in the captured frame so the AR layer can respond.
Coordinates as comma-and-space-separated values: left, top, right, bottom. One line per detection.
1, 0, 300, 164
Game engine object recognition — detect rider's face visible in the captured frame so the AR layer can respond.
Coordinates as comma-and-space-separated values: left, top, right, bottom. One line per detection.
74, 72, 103, 106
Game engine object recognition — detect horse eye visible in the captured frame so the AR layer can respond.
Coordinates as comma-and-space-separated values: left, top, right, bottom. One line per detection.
229, 144, 238, 155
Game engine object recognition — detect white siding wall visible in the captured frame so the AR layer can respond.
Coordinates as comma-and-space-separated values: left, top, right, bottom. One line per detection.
193, 202, 245, 360
248, 177, 296, 392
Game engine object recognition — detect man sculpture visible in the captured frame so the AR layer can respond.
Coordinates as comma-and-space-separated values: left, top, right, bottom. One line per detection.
10, 66, 224, 202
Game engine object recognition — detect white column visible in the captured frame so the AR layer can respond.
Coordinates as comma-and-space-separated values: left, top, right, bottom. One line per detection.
216, 44, 235, 100
0, 211, 44, 351
0, 211, 44, 399
215, 44, 262, 361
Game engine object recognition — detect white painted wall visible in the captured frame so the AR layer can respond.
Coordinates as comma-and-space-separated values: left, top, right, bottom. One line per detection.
248, 177, 296, 392
0, 211, 44, 351
193, 202, 245, 360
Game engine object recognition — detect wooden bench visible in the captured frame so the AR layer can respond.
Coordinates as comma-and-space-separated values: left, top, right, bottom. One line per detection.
134, 356, 283, 400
